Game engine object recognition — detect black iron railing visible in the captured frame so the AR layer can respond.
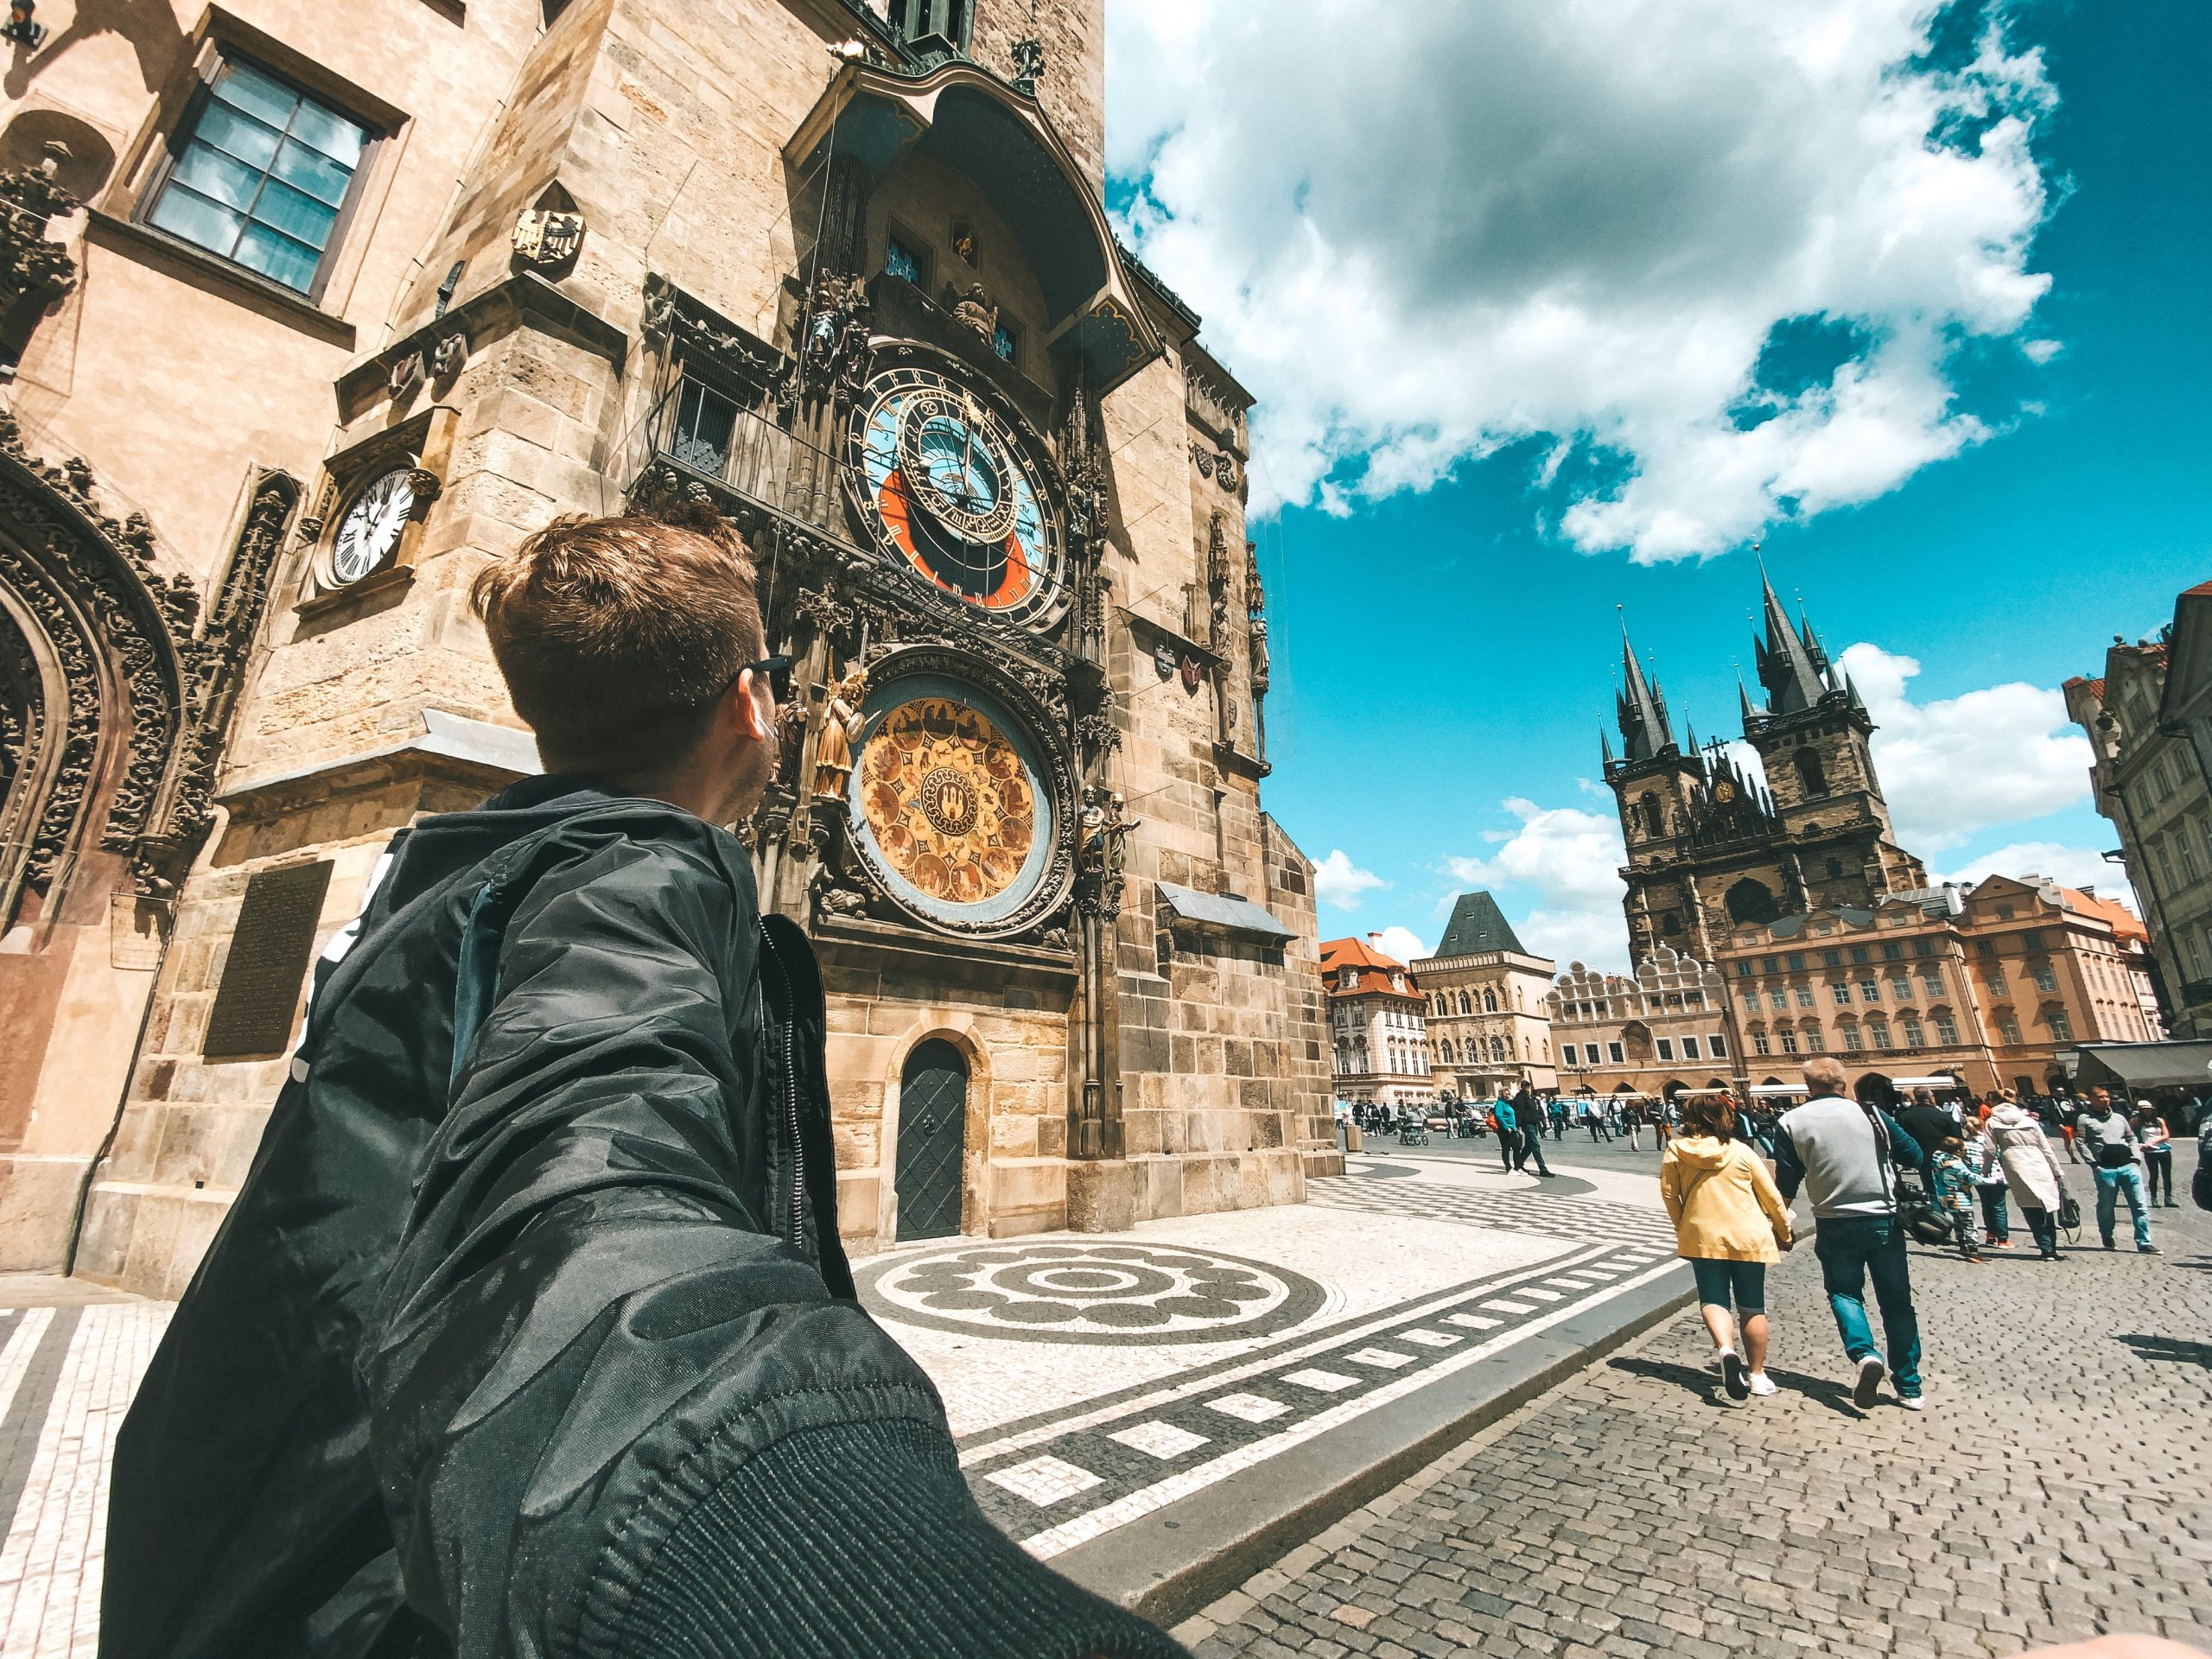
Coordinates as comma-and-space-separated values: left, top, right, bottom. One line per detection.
630, 375, 847, 540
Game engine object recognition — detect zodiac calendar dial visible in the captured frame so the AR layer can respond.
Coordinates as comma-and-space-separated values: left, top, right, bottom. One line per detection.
846, 674, 1060, 934
847, 363, 1066, 629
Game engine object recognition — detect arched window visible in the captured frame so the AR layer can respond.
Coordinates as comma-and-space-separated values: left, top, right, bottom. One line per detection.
1637, 792, 1665, 837
1490, 1037, 1506, 1061
1458, 991, 1472, 1014
1440, 1039, 1455, 1063
1483, 988, 1498, 1013
1794, 748, 1827, 799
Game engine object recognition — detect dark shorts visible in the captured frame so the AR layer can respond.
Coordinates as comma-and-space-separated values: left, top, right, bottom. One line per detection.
1688, 1257, 1768, 1314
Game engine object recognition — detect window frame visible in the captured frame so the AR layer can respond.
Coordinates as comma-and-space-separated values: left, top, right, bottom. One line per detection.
135, 49, 384, 306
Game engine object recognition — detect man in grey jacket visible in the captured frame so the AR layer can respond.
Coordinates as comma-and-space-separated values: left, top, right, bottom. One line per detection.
2076, 1086, 2157, 1253
1772, 1058, 1927, 1412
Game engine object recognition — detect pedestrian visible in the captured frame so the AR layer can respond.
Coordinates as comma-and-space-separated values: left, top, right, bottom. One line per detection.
1586, 1098, 1611, 1143
1513, 1082, 1557, 1178
1987, 1095, 2071, 1261
1962, 1122, 2010, 1249
1771, 1057, 1926, 1410
2137, 1104, 2177, 1208
1929, 1135, 1986, 1262
1491, 1092, 1521, 1172
1550, 1096, 1568, 1141
2056, 1093, 2084, 1164
1898, 1090, 1956, 1192
1654, 1102, 1674, 1150
2076, 1088, 2157, 1254
102, 508, 1183, 1659
1623, 1100, 1645, 1152
1661, 1093, 1793, 1402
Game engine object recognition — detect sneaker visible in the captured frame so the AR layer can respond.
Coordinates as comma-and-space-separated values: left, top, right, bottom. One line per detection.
2139, 1244, 2160, 1255
1897, 1394, 1924, 1412
2103, 1239, 2117, 1251
1746, 1371, 1779, 1397
1853, 1356, 1886, 1409
1722, 1349, 1749, 1401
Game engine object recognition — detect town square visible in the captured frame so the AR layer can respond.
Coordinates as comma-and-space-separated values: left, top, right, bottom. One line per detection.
0, 1, 2204, 1656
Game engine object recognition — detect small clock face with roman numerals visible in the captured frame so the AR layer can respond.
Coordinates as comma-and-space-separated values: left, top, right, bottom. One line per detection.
847, 363, 1065, 629
331, 468, 415, 586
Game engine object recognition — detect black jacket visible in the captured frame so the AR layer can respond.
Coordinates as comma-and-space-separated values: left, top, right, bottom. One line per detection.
103, 779, 1182, 1659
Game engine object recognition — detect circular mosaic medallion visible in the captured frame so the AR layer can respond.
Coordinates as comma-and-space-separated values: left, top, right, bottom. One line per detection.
849, 673, 1054, 930
857, 1241, 1326, 1346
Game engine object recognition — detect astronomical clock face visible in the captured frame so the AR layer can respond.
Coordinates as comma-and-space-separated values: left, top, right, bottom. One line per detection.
849, 673, 1057, 932
849, 364, 1065, 628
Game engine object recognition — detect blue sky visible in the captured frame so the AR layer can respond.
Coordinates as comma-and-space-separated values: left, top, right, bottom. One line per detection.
1105, 0, 2210, 969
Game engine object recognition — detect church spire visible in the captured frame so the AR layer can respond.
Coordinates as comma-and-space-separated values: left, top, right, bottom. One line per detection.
1615, 612, 1677, 763
1751, 551, 1827, 716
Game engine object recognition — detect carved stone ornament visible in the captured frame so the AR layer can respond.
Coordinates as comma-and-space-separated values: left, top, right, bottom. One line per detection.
386, 351, 423, 399
512, 208, 585, 267
0, 408, 297, 908
1215, 451, 1243, 494
1010, 36, 1046, 97
404, 467, 442, 506
1188, 441, 1214, 480
0, 143, 79, 317
429, 332, 468, 379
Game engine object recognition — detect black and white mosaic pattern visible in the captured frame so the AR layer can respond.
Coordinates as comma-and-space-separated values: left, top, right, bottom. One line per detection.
861, 1241, 1327, 1345
1307, 1177, 1678, 1249
953, 1236, 1685, 1557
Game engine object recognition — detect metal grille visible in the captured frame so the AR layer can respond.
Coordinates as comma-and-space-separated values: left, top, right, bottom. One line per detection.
894, 1039, 969, 1242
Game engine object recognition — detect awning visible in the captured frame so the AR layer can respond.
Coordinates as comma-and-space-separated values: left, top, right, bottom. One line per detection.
1749, 1084, 1809, 1097
1890, 1075, 1967, 1090
2070, 1041, 2212, 1091
1155, 881, 1295, 944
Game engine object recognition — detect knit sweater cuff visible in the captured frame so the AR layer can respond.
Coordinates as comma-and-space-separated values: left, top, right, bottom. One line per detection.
613, 1416, 1190, 1659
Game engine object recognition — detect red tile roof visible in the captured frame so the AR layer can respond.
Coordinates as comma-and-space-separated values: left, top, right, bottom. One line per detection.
2059, 887, 2148, 944
1320, 937, 1422, 1001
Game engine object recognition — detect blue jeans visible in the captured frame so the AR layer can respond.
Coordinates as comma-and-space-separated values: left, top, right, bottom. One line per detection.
2094, 1164, 2152, 1247
1813, 1217, 1922, 1397
1976, 1184, 2009, 1242
1689, 1258, 1767, 1314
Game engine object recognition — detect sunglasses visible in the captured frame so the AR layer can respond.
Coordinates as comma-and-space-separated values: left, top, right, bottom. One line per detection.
741, 654, 793, 702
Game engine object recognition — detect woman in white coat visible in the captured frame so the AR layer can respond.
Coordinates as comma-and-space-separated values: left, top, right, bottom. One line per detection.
1986, 1100, 2071, 1260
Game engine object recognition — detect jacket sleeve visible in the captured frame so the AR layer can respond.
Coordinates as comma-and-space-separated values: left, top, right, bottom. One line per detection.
1771, 1120, 1806, 1204
1658, 1147, 1684, 1224
361, 835, 1181, 1659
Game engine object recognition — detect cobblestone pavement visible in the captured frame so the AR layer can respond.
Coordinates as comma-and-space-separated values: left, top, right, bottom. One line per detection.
1173, 1193, 2212, 1659
0, 1156, 1682, 1655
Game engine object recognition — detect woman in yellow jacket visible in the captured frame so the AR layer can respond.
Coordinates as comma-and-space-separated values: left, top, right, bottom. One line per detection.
1661, 1093, 1794, 1402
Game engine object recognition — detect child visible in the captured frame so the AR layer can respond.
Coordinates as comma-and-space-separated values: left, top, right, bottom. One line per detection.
1930, 1135, 1985, 1262
1962, 1124, 2010, 1247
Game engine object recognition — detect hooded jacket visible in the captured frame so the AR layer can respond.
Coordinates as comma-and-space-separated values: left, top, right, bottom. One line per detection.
101, 779, 1183, 1659
1659, 1135, 1792, 1262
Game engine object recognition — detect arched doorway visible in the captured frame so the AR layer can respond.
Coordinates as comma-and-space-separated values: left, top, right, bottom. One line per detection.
894, 1038, 969, 1242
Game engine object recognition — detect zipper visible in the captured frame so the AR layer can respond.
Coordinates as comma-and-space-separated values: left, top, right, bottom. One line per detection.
760, 925, 805, 1252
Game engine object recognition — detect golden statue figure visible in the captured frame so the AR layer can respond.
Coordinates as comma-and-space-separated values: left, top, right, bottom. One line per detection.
810, 666, 869, 801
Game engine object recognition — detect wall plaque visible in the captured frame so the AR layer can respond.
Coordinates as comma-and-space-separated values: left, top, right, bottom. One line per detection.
201, 860, 333, 1059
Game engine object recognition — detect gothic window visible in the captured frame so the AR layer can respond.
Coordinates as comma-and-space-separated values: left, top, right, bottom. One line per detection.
1483, 988, 1497, 1013
1440, 1039, 1454, 1062
1791, 748, 1827, 799
1458, 991, 1472, 1014
1490, 1037, 1506, 1061
1725, 877, 1780, 925
1825, 857, 1844, 879
143, 57, 376, 298
1638, 792, 1665, 837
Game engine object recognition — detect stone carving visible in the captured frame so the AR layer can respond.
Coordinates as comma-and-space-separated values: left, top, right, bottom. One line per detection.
794, 269, 872, 404
512, 207, 585, 267
1075, 787, 1136, 923
1215, 451, 1243, 495
1074, 709, 1121, 755
0, 143, 79, 319
0, 408, 297, 904
1205, 512, 1231, 652
386, 351, 423, 399
950, 283, 998, 344
1188, 442, 1214, 480
809, 664, 868, 802
1010, 37, 1046, 97
430, 331, 468, 379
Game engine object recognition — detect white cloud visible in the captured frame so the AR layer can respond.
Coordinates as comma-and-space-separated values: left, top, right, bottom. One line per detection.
1314, 848, 1389, 910
1942, 842, 2136, 908
1446, 798, 1629, 969
1371, 925, 1434, 966
1839, 642, 2092, 851
1108, 1, 2057, 561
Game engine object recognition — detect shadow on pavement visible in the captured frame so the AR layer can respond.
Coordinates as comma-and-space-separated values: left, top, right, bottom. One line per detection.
1605, 1354, 1730, 1408
1756, 1366, 1866, 1420
2116, 1333, 2212, 1370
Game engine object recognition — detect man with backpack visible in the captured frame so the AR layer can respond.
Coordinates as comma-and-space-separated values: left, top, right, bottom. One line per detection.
102, 509, 1185, 1659
1772, 1057, 1928, 1412
2076, 1086, 2157, 1254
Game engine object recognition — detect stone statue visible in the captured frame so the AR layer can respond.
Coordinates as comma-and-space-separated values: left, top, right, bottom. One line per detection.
950, 283, 998, 343
810, 665, 868, 801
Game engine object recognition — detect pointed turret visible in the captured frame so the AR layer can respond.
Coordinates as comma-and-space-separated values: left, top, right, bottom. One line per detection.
1600, 725, 1616, 767
1737, 670, 1758, 728
1614, 617, 1677, 763
1751, 559, 1827, 716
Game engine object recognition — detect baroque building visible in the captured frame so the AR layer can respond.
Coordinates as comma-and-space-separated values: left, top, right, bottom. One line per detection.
1548, 946, 1733, 1108
2066, 628, 2212, 1037
0, 0, 1334, 1295
1321, 934, 1433, 1110
1409, 890, 1556, 1102
1605, 569, 1925, 967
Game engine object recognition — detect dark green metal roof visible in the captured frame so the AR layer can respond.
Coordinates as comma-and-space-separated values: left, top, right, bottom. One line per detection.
1435, 891, 1525, 957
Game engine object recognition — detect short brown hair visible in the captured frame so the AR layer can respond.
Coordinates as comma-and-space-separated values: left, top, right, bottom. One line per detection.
1681, 1095, 1734, 1138
471, 505, 766, 773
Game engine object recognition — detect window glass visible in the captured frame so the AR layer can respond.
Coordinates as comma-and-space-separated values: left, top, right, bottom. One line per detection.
885, 235, 925, 284
1795, 984, 1815, 1007
1656, 1039, 1674, 1060
1832, 982, 1851, 1004
1786, 953, 1805, 972
147, 59, 369, 295
1881, 942, 1904, 961
1912, 938, 1934, 957
1859, 979, 1879, 1001
1681, 1036, 1700, 1060
991, 321, 1018, 364
1778, 1031, 1799, 1054
1607, 1042, 1624, 1065
1709, 1034, 1726, 1058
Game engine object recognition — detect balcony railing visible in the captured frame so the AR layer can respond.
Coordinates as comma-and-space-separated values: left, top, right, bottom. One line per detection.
629, 374, 848, 542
